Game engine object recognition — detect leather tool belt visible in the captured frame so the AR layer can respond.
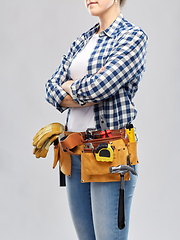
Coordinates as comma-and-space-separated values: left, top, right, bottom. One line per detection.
58, 128, 138, 183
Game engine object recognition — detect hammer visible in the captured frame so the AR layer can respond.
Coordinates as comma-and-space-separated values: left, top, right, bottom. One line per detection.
109, 165, 138, 230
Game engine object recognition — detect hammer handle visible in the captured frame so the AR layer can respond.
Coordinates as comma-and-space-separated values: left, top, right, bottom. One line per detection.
118, 188, 125, 230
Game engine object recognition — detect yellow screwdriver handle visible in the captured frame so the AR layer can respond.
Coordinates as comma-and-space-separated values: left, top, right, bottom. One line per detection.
126, 128, 136, 142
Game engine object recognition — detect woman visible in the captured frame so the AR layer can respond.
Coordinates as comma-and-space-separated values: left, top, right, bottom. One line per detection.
45, 0, 148, 239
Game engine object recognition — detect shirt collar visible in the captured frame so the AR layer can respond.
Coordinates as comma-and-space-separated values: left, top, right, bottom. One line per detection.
101, 13, 124, 38
83, 23, 99, 41
83, 13, 124, 40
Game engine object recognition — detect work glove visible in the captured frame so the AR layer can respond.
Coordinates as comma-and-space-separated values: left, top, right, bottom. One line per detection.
33, 134, 60, 158
33, 122, 64, 149
33, 122, 64, 160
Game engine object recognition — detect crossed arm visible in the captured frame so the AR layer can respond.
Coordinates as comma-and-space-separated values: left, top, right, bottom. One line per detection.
46, 28, 147, 112
60, 80, 96, 108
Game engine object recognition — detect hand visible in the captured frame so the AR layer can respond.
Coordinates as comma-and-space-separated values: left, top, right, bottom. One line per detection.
61, 80, 74, 95
97, 66, 105, 74
60, 95, 97, 108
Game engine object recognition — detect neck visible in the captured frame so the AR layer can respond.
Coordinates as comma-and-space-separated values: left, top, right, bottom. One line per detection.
97, 6, 121, 33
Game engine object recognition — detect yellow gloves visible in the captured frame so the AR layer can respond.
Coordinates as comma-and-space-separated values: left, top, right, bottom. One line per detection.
33, 123, 63, 148
32, 123, 64, 163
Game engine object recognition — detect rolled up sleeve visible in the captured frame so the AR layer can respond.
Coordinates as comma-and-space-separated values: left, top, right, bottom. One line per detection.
45, 55, 71, 112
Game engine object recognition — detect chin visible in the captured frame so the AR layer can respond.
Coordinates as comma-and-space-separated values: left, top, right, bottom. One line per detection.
88, 9, 102, 17
89, 12, 99, 17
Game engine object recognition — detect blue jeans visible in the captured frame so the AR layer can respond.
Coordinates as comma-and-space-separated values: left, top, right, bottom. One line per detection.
66, 155, 138, 240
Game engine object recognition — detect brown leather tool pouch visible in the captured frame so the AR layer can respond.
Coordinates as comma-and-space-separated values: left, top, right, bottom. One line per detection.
60, 132, 84, 155
81, 138, 131, 183
59, 143, 72, 177
59, 132, 84, 177
59, 130, 138, 183
127, 141, 139, 165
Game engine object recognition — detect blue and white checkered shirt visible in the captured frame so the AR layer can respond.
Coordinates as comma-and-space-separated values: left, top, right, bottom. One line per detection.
45, 14, 148, 131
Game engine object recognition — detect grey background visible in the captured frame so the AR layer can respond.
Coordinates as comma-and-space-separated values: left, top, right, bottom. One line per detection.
1, 0, 180, 239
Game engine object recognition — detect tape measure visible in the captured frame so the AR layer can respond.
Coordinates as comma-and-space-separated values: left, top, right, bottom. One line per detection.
95, 143, 114, 162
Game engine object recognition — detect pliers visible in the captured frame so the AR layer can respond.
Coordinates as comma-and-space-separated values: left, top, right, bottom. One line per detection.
99, 115, 112, 138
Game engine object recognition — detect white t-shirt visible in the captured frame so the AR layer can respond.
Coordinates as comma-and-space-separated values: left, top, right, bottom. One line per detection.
67, 33, 99, 132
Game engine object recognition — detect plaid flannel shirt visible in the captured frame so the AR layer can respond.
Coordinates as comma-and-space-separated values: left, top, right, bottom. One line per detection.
45, 14, 148, 131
